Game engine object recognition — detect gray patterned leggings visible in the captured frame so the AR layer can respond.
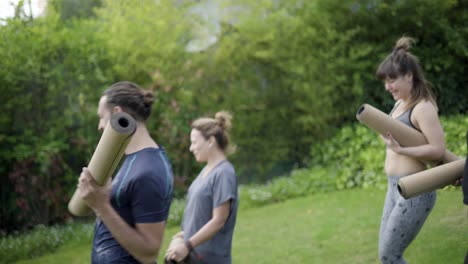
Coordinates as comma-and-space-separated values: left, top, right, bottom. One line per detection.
378, 175, 436, 264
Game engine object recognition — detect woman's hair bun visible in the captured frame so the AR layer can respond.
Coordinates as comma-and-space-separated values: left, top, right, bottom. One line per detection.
394, 36, 415, 52
215, 111, 232, 131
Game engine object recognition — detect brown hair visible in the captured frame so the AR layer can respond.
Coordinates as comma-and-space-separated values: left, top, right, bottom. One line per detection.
191, 111, 234, 154
376, 36, 437, 110
103, 81, 154, 121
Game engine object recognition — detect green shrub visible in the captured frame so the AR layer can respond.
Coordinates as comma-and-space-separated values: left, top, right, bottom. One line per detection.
310, 115, 468, 191
0, 11, 115, 233
239, 166, 336, 209
443, 115, 468, 155
0, 197, 183, 263
3, 115, 465, 262
315, 0, 468, 115
0, 222, 93, 263
167, 198, 185, 228
126, 114, 468, 223
2, 0, 467, 234
167, 166, 336, 223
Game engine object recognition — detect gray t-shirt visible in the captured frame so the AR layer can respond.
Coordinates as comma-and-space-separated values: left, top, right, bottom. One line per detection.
182, 160, 238, 264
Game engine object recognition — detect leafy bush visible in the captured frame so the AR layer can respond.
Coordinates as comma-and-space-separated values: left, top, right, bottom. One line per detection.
443, 115, 468, 155
316, 0, 468, 115
0, 222, 93, 263
169, 0, 468, 181
167, 198, 185, 228
239, 166, 336, 209
310, 114, 468, 191
2, 115, 465, 262
35, 169, 337, 235
0, 197, 183, 263
2, 0, 467, 234
0, 11, 115, 233
235, 114, 467, 211
186, 0, 370, 180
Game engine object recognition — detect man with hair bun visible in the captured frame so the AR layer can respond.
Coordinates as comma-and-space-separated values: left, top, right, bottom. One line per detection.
375, 37, 446, 264
165, 111, 238, 264
78, 81, 174, 264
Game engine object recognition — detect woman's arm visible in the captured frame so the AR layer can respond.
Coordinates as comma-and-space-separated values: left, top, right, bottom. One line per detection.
166, 201, 231, 262
188, 200, 231, 247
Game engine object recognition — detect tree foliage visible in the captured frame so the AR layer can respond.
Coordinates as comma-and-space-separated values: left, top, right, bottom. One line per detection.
0, 9, 114, 232
0, 0, 466, 232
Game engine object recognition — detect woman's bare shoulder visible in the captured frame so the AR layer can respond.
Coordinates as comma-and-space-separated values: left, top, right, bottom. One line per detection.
413, 99, 437, 115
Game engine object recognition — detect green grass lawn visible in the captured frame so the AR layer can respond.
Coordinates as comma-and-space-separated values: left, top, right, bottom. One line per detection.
15, 188, 467, 263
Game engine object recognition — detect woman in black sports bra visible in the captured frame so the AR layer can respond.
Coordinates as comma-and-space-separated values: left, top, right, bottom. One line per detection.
374, 36, 446, 264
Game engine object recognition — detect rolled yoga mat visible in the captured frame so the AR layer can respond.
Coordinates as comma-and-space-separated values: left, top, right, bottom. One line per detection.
355, 103, 463, 198
356, 103, 460, 164
68, 112, 136, 216
397, 159, 465, 199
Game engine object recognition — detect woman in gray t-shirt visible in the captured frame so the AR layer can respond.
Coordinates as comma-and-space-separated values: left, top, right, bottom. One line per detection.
166, 111, 238, 264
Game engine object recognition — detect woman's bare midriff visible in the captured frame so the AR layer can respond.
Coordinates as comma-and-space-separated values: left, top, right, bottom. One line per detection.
384, 148, 427, 176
